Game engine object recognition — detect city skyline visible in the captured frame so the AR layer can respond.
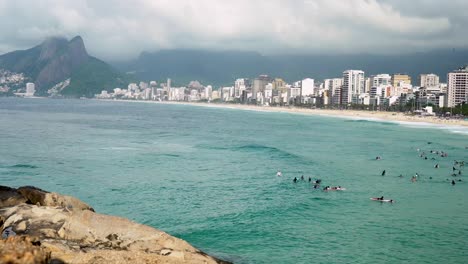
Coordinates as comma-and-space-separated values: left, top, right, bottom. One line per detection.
1, 0, 468, 60
93, 65, 467, 112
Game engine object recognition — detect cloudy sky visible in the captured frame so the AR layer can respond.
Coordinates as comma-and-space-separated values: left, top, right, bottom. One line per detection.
0, 0, 466, 60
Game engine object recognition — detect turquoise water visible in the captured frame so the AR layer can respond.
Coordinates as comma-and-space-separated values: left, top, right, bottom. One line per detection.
1, 98, 467, 263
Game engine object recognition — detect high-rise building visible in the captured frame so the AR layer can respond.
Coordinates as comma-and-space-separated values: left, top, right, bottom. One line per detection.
447, 66, 468, 107
235, 78, 246, 98
420, 73, 439, 88
25, 83, 35, 97
392, 74, 412, 87
364, 77, 371, 93
205, 85, 213, 100
301, 78, 315, 96
342, 70, 365, 104
370, 74, 391, 87
252, 75, 270, 100
324, 78, 343, 105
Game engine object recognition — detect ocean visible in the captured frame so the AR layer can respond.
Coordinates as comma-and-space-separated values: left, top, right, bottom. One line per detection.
1, 97, 467, 263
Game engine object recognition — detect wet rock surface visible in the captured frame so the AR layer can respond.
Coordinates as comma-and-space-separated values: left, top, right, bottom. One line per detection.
0, 186, 230, 264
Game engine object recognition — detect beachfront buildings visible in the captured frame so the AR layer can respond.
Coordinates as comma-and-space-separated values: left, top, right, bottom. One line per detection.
370, 74, 391, 88
420, 74, 439, 88
252, 75, 270, 100
447, 66, 468, 107
392, 74, 412, 87
341, 70, 365, 105
92, 63, 465, 114
234, 79, 247, 98
324, 78, 343, 105
25, 83, 35, 97
301, 78, 315, 97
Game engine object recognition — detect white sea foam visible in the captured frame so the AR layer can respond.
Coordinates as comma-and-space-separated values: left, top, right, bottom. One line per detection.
386, 120, 468, 136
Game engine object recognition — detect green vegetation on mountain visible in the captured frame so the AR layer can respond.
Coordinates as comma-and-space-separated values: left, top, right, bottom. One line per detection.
0, 36, 131, 97
61, 57, 133, 97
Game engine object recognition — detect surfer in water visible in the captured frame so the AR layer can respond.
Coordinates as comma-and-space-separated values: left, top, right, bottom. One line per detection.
308, 177, 312, 182
301, 175, 304, 181
452, 180, 456, 185
434, 164, 439, 168
382, 170, 386, 176
293, 177, 297, 183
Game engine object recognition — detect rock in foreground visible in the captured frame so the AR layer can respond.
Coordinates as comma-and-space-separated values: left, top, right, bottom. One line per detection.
0, 186, 230, 264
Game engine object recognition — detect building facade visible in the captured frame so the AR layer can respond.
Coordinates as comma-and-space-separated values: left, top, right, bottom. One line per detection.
420, 73, 440, 88
25, 82, 35, 97
301, 78, 315, 96
447, 66, 468, 107
392, 74, 412, 87
342, 70, 365, 104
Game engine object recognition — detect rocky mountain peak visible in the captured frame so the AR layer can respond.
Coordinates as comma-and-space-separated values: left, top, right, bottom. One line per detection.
38, 36, 68, 62
67, 35, 89, 60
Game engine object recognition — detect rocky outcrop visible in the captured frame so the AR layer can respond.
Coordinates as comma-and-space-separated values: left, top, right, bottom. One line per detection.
0, 236, 52, 264
16, 186, 94, 212
0, 186, 229, 264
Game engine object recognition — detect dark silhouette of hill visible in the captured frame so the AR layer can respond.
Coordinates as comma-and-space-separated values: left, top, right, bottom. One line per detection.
114, 48, 468, 85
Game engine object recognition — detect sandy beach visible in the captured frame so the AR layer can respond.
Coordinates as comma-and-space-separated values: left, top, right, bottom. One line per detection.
117, 100, 468, 127
98, 99, 468, 128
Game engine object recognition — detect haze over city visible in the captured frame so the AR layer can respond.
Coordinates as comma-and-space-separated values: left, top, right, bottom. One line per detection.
1, 0, 467, 60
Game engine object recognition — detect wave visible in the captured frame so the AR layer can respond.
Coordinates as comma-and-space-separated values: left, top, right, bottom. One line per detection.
10, 164, 38, 169
197, 143, 308, 162
391, 121, 468, 136
343, 117, 468, 136
234, 144, 304, 161
344, 119, 397, 126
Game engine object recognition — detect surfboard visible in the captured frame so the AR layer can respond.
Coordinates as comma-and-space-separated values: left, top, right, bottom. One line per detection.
370, 198, 394, 203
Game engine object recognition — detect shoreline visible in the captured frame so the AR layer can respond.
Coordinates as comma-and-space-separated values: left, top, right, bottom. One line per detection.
97, 99, 468, 128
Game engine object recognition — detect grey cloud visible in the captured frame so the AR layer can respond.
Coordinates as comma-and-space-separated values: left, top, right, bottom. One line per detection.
0, 0, 466, 60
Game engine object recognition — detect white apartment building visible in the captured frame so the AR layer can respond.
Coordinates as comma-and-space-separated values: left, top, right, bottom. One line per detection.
301, 78, 315, 96
25, 82, 35, 97
235, 78, 246, 98
447, 66, 468, 107
370, 74, 391, 87
342, 70, 365, 104
420, 73, 439, 88
324, 78, 343, 105
205, 85, 213, 99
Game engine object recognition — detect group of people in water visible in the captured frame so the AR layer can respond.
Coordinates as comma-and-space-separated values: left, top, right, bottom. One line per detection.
278, 171, 345, 191
378, 144, 465, 186
276, 143, 465, 203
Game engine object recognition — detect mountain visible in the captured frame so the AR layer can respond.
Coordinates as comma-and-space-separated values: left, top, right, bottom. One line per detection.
114, 48, 468, 85
114, 49, 272, 86
0, 36, 131, 97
